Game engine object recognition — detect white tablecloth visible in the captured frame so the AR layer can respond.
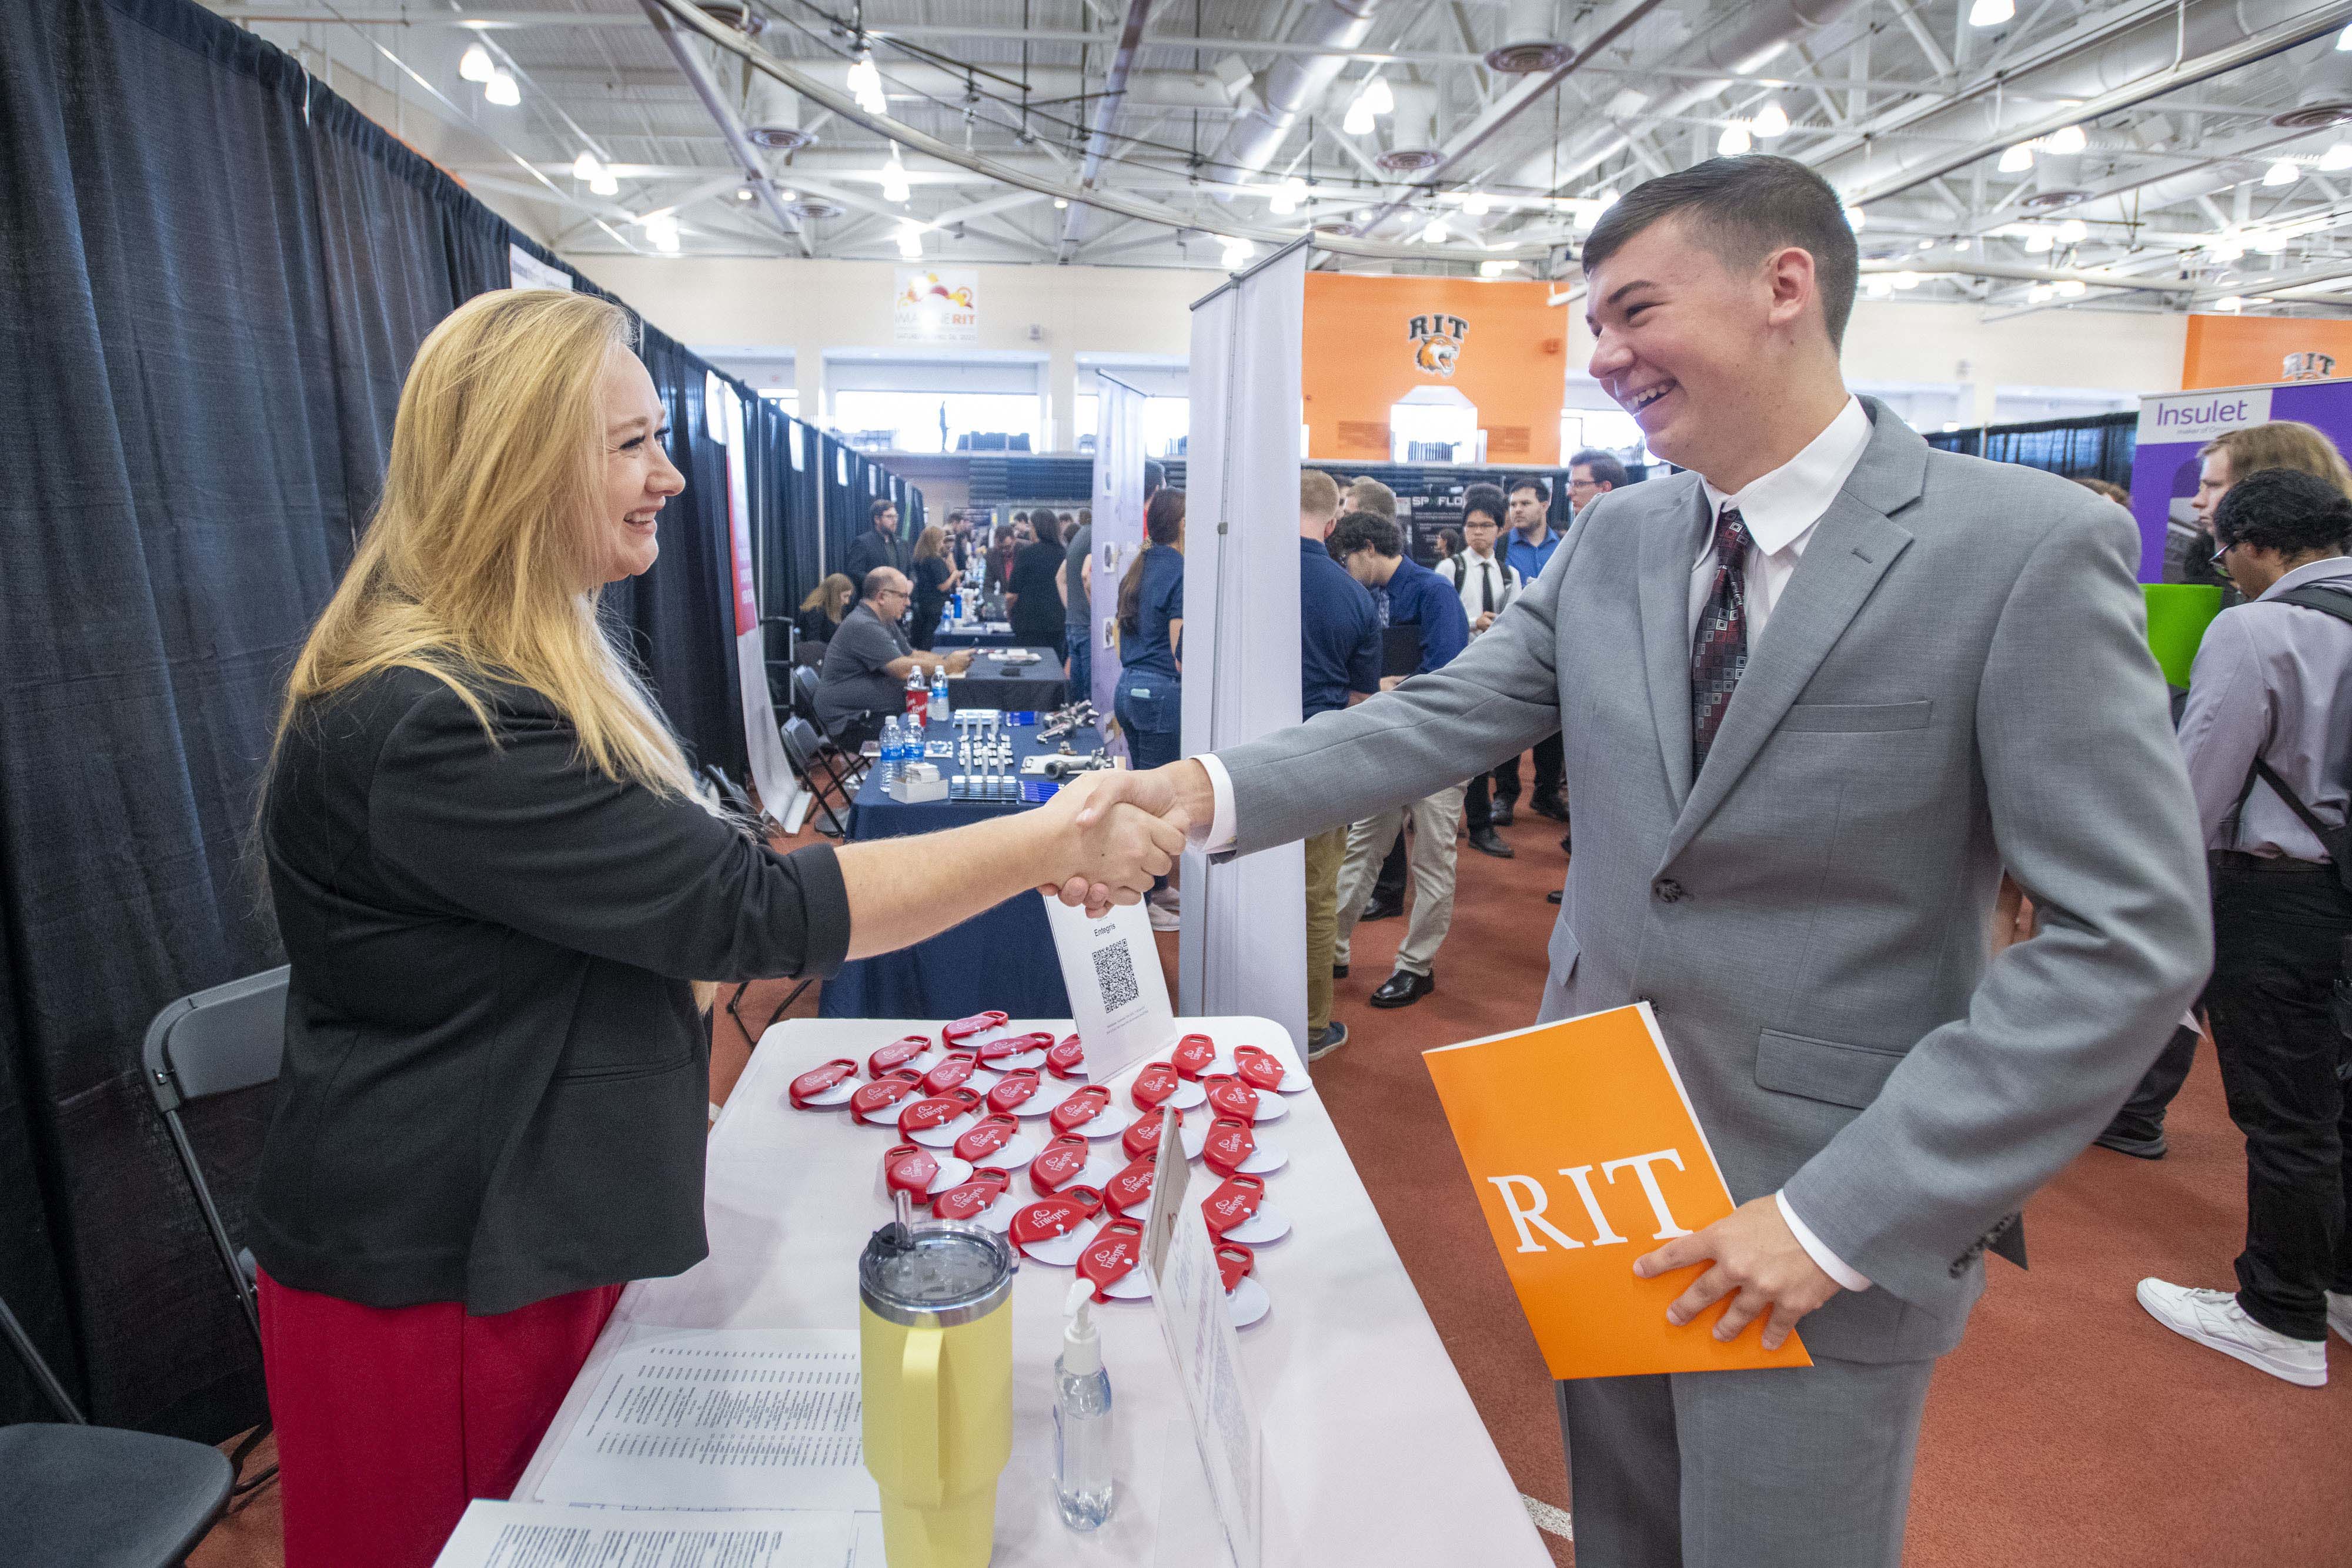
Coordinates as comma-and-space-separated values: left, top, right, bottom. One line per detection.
515, 1016, 1549, 1567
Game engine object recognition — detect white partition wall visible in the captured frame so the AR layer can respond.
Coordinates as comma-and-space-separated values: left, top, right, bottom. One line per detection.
1176, 241, 1309, 1045
1091, 375, 1147, 735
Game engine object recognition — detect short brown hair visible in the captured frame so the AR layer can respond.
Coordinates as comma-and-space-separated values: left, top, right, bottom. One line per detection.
1348, 477, 1398, 519
1301, 469, 1341, 519
2070, 477, 2130, 509
2200, 420, 2352, 499
1581, 153, 1859, 351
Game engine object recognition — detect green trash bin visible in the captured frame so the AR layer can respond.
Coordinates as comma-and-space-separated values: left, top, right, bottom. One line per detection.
2143, 584, 2224, 689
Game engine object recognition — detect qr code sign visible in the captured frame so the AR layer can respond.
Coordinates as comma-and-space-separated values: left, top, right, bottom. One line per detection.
1093, 938, 1141, 1012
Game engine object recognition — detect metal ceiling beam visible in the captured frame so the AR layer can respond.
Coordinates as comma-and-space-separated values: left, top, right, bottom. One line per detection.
1057, 0, 1158, 259
636, 0, 808, 255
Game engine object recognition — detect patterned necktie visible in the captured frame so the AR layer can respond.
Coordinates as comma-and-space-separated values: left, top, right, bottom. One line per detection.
1690, 504, 1752, 771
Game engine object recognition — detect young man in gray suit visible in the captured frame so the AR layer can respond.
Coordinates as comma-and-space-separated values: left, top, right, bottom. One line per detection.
1075, 155, 2210, 1566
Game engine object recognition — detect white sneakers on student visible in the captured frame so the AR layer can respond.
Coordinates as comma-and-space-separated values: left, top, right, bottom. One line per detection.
2136, 1279, 2328, 1387
2329, 1290, 2352, 1348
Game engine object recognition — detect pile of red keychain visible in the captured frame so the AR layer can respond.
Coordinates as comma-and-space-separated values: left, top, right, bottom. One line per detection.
789, 1020, 1305, 1326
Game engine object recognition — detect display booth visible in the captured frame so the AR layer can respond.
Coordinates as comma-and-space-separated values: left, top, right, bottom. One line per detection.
2129, 376, 2352, 583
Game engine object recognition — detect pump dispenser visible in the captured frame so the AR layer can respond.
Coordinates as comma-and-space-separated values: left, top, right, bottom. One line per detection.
1053, 1279, 1116, 1529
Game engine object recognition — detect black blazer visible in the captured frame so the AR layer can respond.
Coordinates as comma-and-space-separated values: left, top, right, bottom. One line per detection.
253, 667, 849, 1314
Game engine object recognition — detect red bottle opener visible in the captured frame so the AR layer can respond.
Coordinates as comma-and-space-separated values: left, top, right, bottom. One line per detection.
1130, 1062, 1180, 1112
1045, 1034, 1087, 1079
921, 1052, 981, 1095
866, 1035, 930, 1077
1102, 1153, 1158, 1217
1050, 1085, 1113, 1134
850, 1069, 924, 1124
1215, 1241, 1256, 1295
1202, 1116, 1257, 1177
1122, 1107, 1183, 1161
952, 1114, 1021, 1163
1077, 1217, 1147, 1300
787, 1059, 857, 1109
1204, 1074, 1260, 1122
985, 1069, 1041, 1115
898, 1086, 982, 1138
882, 1143, 941, 1205
1029, 1132, 1094, 1195
1232, 1047, 1287, 1094
978, 1029, 1054, 1062
1201, 1173, 1265, 1236
1009, 1187, 1102, 1252
930, 1166, 1010, 1222
942, 1010, 1009, 1047
1171, 1033, 1218, 1081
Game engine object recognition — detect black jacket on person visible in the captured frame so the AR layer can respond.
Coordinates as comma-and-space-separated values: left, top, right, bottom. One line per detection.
253, 666, 849, 1314
1007, 539, 1069, 647
844, 526, 911, 586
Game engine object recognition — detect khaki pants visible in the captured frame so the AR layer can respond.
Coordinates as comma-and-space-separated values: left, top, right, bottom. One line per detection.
1302, 825, 1349, 1036
1333, 784, 1466, 978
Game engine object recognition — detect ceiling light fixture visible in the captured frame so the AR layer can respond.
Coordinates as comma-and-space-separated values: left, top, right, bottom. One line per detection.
2054, 218, 2086, 245
2265, 158, 2300, 186
573, 152, 602, 183
642, 212, 680, 255
2339, 22, 2352, 51
2323, 141, 2352, 172
2248, 296, 2276, 305
880, 149, 910, 204
1998, 143, 2035, 173
1969, 0, 2015, 25
2215, 293, 2245, 311
1269, 176, 1307, 216
2212, 236, 2246, 262
846, 50, 887, 115
2055, 279, 2087, 297
1839, 205, 1865, 232
2043, 124, 2087, 156
1718, 121, 1752, 155
1462, 190, 1491, 216
1752, 100, 1789, 139
1363, 77, 1395, 115
1865, 276, 1892, 297
896, 222, 924, 259
1891, 270, 1920, 290
2027, 283, 2053, 303
483, 69, 520, 108
590, 166, 619, 196
1478, 259, 1506, 278
2020, 228, 2054, 253
1421, 216, 1451, 244
1053, 196, 1069, 209
459, 41, 495, 83
1221, 236, 1254, 269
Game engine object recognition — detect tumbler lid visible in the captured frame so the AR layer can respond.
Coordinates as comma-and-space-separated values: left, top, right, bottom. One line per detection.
859, 1220, 1016, 1328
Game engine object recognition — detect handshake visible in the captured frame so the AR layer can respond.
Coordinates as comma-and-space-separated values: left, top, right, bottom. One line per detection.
1028, 760, 1220, 917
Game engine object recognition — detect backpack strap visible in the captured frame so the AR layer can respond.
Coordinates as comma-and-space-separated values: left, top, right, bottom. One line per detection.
2240, 584, 2352, 865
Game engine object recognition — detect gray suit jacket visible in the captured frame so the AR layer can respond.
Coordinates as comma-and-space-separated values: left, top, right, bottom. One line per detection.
1216, 400, 2210, 1363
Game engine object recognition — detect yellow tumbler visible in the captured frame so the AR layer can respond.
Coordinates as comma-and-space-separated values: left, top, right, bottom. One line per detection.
859, 1217, 1017, 1568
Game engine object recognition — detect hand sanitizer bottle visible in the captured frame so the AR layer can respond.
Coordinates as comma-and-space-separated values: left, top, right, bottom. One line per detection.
1054, 1280, 1116, 1530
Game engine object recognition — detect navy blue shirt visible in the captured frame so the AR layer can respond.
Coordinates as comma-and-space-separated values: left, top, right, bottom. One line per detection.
1379, 554, 1469, 676
1120, 543, 1184, 683
1505, 524, 1560, 585
1299, 537, 1382, 719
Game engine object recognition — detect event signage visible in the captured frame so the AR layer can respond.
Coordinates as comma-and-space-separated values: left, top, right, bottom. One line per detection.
2128, 376, 2352, 581
1406, 310, 1468, 377
893, 267, 979, 343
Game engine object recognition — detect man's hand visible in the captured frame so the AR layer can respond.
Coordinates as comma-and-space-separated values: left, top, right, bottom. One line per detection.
1474, 611, 1496, 633
1034, 770, 1191, 915
946, 650, 976, 674
1632, 1195, 1843, 1352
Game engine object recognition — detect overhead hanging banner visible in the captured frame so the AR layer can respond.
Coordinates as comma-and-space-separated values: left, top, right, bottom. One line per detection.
893, 267, 980, 343
1300, 273, 1569, 464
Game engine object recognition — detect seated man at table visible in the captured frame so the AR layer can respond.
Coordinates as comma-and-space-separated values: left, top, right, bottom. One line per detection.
817, 568, 973, 750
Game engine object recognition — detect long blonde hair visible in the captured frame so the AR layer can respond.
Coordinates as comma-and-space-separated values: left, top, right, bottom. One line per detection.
273, 289, 693, 798
2203, 420, 2352, 498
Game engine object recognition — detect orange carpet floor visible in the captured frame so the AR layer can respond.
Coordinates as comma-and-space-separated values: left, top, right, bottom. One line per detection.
195, 774, 2352, 1566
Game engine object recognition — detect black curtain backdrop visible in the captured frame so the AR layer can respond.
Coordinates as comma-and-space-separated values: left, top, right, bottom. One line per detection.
0, 0, 908, 1433
1926, 410, 2138, 489
821, 433, 860, 577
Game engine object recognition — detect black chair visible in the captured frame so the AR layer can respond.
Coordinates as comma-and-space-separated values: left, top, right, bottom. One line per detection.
791, 670, 869, 792
789, 663, 824, 726
1, 1292, 234, 1567
778, 717, 852, 839
142, 967, 288, 1494
702, 763, 769, 831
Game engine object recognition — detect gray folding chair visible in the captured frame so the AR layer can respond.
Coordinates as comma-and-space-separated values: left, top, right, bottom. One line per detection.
779, 717, 852, 839
789, 663, 824, 725
142, 968, 288, 1495
1, 1291, 233, 1566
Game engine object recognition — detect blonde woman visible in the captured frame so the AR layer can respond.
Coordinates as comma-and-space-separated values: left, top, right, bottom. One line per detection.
251, 290, 1182, 1568
794, 570, 855, 646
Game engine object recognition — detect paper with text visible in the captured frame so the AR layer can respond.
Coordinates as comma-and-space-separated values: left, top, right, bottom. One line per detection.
533, 1329, 882, 1511
1141, 1148, 1262, 1568
1045, 896, 1176, 1086
1424, 1003, 1810, 1379
432, 1500, 857, 1567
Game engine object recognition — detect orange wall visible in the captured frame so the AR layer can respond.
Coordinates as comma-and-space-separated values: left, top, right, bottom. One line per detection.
2181, 313, 2352, 390
1302, 273, 1570, 464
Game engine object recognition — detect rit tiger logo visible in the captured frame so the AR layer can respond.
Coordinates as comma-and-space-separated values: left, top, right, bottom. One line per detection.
1408, 312, 1468, 376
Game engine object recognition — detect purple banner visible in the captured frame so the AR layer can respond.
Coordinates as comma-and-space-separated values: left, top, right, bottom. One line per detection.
2129, 377, 2352, 581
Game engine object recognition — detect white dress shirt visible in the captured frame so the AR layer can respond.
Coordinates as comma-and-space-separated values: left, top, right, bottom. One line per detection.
1197, 395, 1879, 1290
1439, 549, 1522, 628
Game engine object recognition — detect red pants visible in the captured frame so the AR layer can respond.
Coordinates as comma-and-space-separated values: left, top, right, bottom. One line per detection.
256, 1270, 621, 1568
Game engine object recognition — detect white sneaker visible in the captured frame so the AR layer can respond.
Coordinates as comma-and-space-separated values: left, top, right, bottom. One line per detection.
2136, 1278, 2327, 1387
2328, 1291, 2352, 1348
1147, 900, 1181, 932
1156, 885, 1182, 917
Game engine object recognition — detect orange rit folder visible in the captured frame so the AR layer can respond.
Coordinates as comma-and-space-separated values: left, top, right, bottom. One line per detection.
1423, 1002, 1810, 1379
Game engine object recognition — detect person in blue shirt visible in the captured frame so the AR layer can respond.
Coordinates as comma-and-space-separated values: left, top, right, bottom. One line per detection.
1491, 475, 1571, 841
1114, 486, 1188, 922
1295, 472, 1384, 1059
1325, 509, 1471, 1011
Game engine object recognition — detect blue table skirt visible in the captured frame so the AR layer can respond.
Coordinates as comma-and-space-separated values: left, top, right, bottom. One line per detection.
818, 723, 1108, 1020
